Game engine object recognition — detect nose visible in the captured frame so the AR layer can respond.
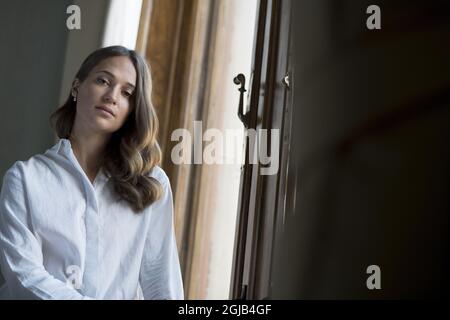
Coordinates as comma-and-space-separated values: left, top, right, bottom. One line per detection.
103, 86, 119, 105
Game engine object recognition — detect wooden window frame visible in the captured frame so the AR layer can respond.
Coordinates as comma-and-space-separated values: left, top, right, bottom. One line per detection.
230, 0, 292, 300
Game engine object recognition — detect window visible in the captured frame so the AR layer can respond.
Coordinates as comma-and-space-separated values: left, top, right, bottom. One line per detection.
138, 0, 258, 299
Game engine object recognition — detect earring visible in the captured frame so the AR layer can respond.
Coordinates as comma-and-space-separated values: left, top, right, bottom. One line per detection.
73, 95, 77, 102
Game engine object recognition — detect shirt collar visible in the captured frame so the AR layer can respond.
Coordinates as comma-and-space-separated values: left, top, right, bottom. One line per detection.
54, 138, 112, 181
58, 138, 72, 157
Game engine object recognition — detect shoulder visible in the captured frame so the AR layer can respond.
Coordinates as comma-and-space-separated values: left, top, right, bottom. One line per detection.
2, 140, 67, 185
147, 166, 173, 209
3, 159, 31, 183
148, 166, 171, 189
144, 167, 174, 218
1, 159, 34, 196
2, 154, 50, 183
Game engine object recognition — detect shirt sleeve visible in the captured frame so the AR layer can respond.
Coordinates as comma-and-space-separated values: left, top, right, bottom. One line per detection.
0, 166, 93, 300
139, 172, 184, 300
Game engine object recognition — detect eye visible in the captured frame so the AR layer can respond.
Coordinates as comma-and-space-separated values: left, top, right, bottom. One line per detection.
122, 91, 133, 98
95, 77, 109, 85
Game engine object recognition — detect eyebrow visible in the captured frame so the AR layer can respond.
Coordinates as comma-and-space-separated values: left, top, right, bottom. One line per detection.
95, 70, 136, 89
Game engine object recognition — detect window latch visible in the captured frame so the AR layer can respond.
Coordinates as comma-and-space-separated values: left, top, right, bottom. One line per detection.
233, 73, 250, 128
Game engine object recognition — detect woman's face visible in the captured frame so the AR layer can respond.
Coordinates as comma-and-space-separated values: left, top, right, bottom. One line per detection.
72, 56, 137, 135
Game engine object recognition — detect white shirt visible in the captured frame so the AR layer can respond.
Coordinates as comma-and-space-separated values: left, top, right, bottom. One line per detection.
0, 138, 184, 300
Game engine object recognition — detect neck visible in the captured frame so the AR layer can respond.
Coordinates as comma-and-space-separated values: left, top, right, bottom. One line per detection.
69, 131, 110, 182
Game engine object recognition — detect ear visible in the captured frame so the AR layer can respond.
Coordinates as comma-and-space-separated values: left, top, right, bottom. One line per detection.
71, 78, 80, 97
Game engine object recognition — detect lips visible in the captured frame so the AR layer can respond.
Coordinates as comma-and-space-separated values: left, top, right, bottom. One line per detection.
95, 105, 115, 117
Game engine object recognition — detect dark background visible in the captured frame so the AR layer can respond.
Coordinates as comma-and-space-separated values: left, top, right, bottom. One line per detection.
271, 0, 450, 298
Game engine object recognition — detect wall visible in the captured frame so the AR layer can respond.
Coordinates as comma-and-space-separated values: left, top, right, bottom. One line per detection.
0, 0, 72, 179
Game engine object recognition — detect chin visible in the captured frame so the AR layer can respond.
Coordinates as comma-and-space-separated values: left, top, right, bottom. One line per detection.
92, 120, 119, 134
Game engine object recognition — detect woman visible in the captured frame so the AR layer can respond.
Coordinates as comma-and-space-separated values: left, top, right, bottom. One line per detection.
0, 46, 184, 300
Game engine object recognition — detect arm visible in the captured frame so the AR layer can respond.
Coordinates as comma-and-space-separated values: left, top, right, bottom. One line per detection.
139, 175, 184, 300
0, 167, 93, 300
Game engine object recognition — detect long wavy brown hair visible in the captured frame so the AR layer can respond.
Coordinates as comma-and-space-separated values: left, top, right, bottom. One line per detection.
50, 46, 162, 213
